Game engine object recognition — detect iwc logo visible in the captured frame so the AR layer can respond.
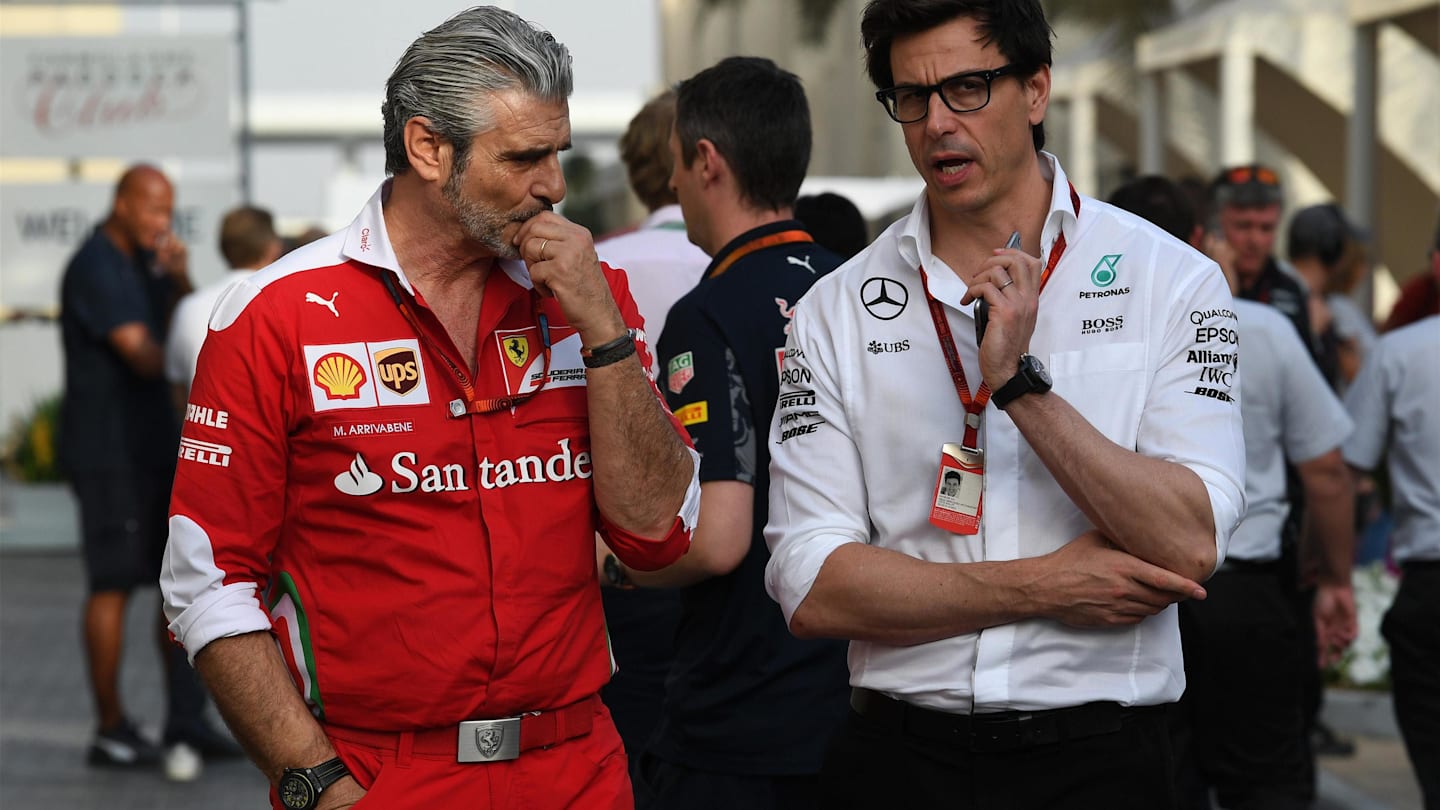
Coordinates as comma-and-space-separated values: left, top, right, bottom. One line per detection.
861, 277, 908, 320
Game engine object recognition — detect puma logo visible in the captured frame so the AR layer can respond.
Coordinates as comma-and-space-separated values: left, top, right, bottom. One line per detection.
786, 255, 816, 274
305, 292, 340, 318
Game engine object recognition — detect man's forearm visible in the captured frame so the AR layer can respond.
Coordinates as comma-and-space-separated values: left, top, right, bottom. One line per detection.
193, 631, 338, 783
1004, 391, 1218, 581
585, 351, 692, 538
1300, 451, 1355, 586
624, 481, 753, 587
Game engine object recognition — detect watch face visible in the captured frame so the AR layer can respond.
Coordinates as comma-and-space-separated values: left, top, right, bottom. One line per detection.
1029, 357, 1052, 386
279, 774, 315, 809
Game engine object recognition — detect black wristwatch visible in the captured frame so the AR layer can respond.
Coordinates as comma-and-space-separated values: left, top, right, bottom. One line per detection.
278, 757, 351, 810
603, 553, 633, 588
991, 354, 1052, 410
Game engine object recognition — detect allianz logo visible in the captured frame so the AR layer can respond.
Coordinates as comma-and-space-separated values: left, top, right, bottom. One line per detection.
333, 438, 593, 495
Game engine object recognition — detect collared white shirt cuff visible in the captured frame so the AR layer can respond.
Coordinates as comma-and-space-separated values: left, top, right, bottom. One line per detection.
168, 582, 273, 665
765, 533, 858, 625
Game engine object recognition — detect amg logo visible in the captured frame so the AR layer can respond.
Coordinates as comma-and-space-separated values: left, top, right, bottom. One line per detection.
1187, 350, 1237, 366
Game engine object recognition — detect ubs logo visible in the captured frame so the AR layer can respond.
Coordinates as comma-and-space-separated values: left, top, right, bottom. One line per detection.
861, 277, 908, 320
374, 347, 420, 396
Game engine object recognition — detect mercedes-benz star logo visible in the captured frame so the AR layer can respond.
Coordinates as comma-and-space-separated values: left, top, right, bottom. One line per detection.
861, 277, 909, 320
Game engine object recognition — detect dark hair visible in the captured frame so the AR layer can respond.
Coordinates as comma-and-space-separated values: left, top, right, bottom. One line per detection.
860, 0, 1053, 152
620, 91, 679, 212
1108, 176, 1196, 243
218, 205, 278, 268
674, 56, 811, 211
1288, 204, 1361, 268
1210, 164, 1283, 210
795, 193, 869, 260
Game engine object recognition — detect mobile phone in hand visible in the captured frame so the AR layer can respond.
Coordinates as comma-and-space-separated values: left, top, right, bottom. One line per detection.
974, 231, 1021, 346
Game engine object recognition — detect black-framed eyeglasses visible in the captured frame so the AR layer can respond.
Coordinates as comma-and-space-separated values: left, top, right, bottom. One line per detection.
875, 65, 1020, 124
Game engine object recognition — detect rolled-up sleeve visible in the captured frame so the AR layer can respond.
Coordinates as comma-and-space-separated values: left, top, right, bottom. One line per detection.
1138, 262, 1247, 570
763, 301, 870, 625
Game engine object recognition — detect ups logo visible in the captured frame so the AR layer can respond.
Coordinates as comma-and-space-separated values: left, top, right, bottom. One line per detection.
374, 347, 421, 396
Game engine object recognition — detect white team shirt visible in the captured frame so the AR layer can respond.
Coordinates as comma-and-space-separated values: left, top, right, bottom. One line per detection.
596, 204, 710, 377
165, 269, 258, 390
1228, 299, 1353, 561
1343, 315, 1440, 563
764, 153, 1246, 714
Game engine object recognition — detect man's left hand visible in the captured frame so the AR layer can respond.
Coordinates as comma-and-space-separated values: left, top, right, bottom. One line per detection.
514, 212, 626, 345
1313, 581, 1358, 668
961, 244, 1043, 389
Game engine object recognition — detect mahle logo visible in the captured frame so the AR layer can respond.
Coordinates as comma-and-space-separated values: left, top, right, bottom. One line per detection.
1091, 254, 1121, 288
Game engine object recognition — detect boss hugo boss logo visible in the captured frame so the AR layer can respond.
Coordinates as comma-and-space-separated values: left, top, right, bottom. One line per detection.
861, 277, 908, 320
1080, 316, 1124, 335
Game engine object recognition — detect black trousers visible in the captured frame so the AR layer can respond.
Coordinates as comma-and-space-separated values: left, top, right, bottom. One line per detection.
1384, 564, 1440, 810
818, 698, 1177, 810
1175, 566, 1310, 810
633, 753, 821, 810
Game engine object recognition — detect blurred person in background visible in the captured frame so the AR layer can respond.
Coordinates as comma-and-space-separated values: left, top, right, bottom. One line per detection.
617, 55, 849, 810
166, 205, 285, 404
1287, 203, 1376, 392
1112, 175, 1358, 810
1342, 313, 1440, 809
794, 192, 869, 260
592, 89, 708, 774
1383, 216, 1440, 332
160, 7, 700, 808
59, 164, 237, 781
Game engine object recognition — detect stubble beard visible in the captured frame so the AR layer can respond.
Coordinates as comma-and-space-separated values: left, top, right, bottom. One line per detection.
442, 170, 545, 260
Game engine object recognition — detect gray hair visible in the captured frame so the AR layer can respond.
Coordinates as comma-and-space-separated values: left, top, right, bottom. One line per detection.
382, 6, 573, 176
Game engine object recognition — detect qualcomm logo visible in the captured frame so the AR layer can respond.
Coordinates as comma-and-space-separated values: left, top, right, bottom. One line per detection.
335, 454, 384, 496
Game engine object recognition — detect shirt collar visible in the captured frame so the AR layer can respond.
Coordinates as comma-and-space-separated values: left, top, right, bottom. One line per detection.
896, 150, 1080, 280
642, 204, 688, 232
342, 178, 535, 294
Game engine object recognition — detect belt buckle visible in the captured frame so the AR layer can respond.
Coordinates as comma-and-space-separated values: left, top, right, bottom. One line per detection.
457, 716, 522, 763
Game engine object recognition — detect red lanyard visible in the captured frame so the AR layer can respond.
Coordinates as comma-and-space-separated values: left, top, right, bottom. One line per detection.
380, 271, 551, 415
707, 229, 813, 279
919, 184, 1080, 447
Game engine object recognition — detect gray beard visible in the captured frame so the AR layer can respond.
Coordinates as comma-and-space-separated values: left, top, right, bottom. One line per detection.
443, 171, 545, 260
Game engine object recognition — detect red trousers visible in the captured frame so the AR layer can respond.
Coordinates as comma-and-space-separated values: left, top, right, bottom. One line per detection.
268, 701, 631, 809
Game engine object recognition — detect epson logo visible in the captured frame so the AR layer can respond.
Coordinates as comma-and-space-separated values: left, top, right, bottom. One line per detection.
1081, 316, 1124, 335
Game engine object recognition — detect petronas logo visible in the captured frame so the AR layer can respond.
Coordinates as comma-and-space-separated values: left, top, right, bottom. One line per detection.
1091, 254, 1121, 288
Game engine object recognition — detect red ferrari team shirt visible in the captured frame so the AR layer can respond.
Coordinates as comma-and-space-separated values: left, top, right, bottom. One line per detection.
162, 183, 698, 731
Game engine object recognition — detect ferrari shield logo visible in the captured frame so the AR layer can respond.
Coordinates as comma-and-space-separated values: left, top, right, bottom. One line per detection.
476, 725, 504, 759
503, 336, 530, 368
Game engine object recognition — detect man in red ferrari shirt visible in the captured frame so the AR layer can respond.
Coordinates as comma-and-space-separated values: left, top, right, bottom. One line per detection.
159, 7, 699, 809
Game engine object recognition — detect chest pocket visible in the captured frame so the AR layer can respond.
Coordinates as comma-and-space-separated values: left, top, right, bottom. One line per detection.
1046, 343, 1148, 450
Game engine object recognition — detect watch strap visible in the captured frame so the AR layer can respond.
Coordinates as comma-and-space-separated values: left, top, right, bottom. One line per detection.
581, 331, 637, 369
992, 356, 1050, 411
310, 757, 351, 790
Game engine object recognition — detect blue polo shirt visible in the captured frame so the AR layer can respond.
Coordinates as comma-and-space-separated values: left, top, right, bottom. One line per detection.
651, 220, 850, 775
58, 227, 179, 475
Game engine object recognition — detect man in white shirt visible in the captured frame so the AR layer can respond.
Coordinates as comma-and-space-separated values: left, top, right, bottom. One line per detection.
165, 205, 283, 402
1343, 315, 1440, 809
764, 3, 1245, 807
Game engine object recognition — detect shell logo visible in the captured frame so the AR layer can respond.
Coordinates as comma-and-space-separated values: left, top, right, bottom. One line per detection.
313, 352, 367, 400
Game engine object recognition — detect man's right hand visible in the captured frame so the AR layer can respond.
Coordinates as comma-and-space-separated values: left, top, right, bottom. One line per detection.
315, 776, 365, 809
1036, 530, 1206, 628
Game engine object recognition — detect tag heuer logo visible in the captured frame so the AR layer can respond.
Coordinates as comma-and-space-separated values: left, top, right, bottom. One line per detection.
503, 336, 530, 368
374, 348, 420, 396
667, 352, 695, 395
1091, 254, 1121, 287
477, 725, 504, 759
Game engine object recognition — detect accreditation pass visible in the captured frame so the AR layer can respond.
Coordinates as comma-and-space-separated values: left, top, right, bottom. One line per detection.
930, 442, 984, 534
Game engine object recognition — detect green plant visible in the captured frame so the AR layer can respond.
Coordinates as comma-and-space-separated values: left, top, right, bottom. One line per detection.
2, 392, 65, 482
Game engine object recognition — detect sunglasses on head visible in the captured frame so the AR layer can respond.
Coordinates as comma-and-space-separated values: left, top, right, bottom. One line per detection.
1222, 165, 1279, 187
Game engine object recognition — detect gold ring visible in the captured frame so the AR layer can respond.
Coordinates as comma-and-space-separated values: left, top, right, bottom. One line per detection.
538, 238, 550, 261
999, 278, 1015, 290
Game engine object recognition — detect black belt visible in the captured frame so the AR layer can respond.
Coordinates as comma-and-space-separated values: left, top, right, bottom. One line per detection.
1403, 559, 1440, 573
1215, 558, 1282, 575
849, 688, 1156, 753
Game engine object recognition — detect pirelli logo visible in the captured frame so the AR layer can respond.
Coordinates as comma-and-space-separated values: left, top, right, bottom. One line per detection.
178, 437, 232, 468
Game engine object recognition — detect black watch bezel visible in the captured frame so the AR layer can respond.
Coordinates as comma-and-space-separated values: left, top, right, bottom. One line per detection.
279, 757, 350, 810
992, 354, 1052, 411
